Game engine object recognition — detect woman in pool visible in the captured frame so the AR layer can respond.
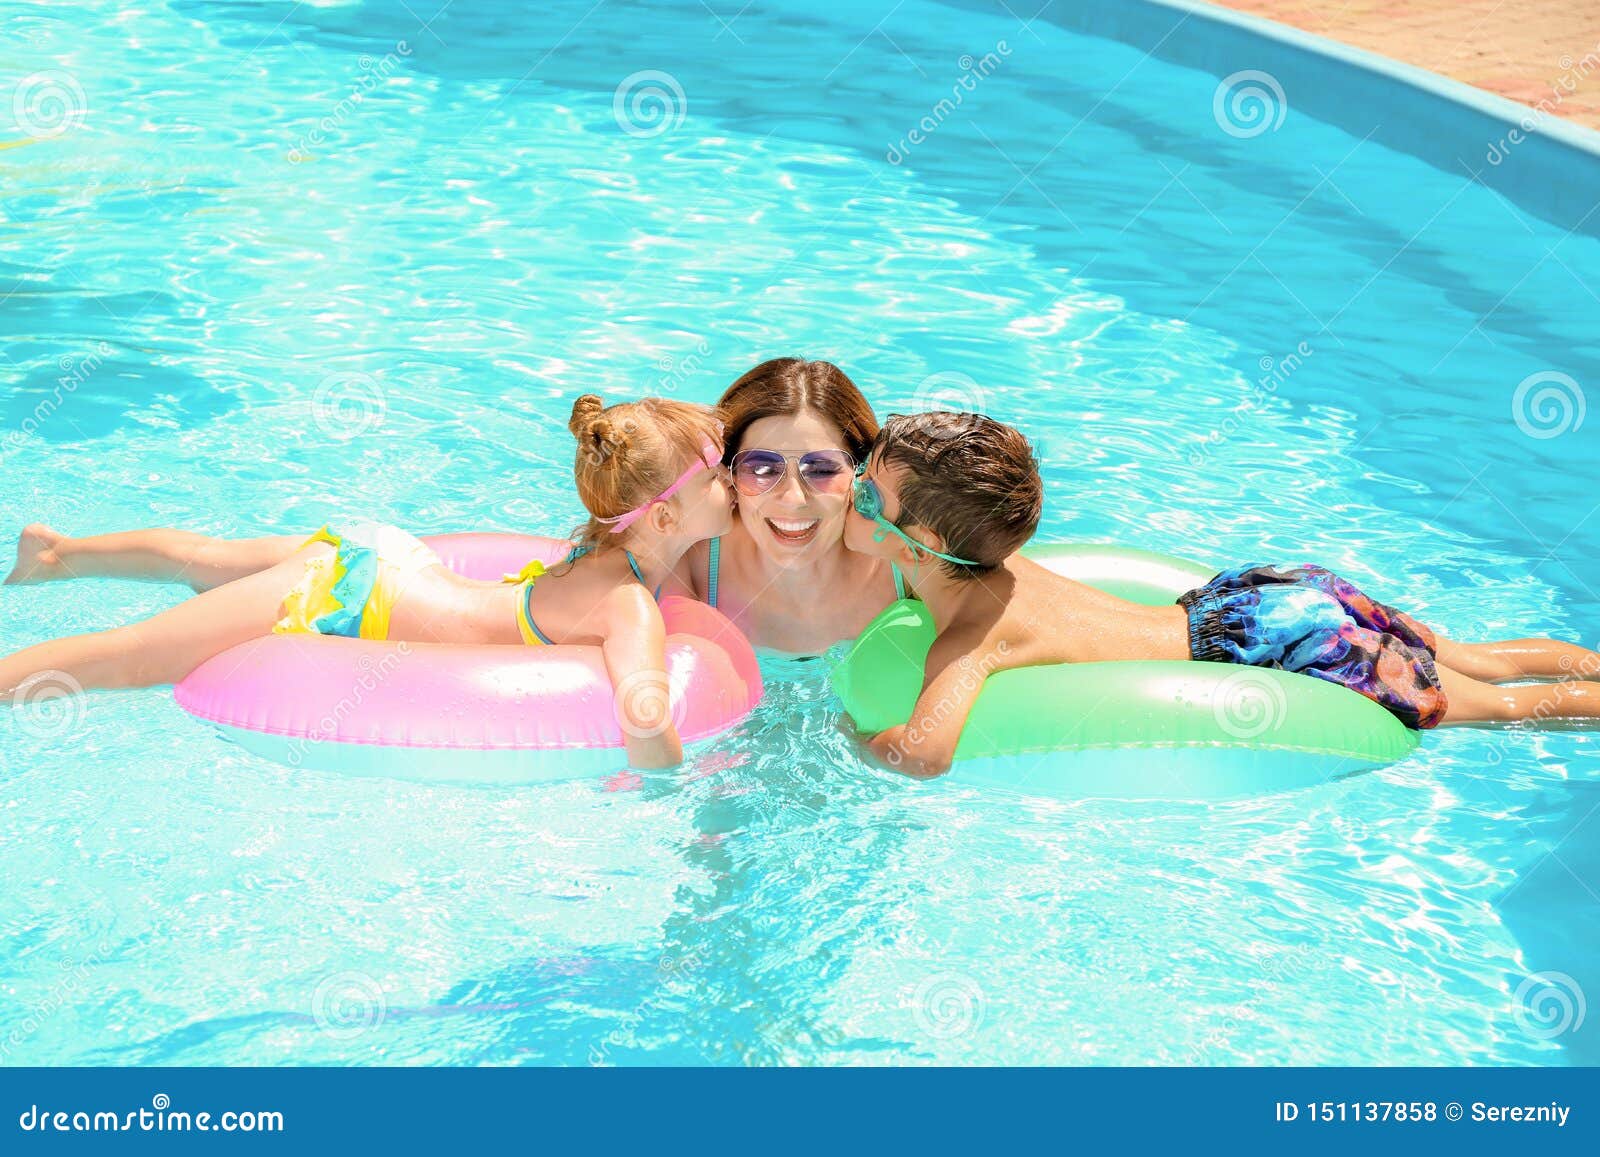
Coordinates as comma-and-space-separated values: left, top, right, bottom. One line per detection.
674, 358, 906, 655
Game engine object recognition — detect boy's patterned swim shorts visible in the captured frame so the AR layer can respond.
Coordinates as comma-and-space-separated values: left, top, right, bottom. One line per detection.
1177, 563, 1448, 730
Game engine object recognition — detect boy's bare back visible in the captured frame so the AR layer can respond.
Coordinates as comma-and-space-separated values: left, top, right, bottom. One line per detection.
925, 554, 1191, 683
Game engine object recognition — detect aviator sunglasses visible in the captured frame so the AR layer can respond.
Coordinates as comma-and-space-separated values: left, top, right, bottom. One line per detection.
729, 448, 857, 497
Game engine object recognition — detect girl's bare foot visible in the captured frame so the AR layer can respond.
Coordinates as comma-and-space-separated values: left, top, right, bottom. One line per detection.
4, 524, 68, 585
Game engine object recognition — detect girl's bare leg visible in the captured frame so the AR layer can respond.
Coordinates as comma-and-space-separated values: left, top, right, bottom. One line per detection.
1434, 635, 1600, 684
6, 523, 304, 592
0, 547, 321, 699
1437, 662, 1600, 726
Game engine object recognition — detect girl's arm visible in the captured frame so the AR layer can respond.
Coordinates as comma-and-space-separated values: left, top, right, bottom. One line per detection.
599, 583, 684, 769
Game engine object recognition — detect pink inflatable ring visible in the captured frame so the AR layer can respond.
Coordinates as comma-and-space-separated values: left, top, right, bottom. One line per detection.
174, 533, 763, 784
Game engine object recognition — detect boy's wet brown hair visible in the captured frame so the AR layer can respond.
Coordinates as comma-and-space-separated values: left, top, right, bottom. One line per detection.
871, 411, 1042, 578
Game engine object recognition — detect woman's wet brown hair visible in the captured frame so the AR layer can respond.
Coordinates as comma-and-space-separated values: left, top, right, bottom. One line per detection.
716, 358, 878, 464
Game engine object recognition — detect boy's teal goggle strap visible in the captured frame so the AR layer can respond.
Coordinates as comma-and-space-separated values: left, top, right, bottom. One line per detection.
851, 472, 980, 567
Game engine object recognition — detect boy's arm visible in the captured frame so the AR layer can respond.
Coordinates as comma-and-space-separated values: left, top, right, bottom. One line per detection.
859, 638, 991, 779
600, 584, 684, 770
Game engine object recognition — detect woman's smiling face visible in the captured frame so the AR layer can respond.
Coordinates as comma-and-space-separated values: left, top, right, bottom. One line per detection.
733, 410, 855, 561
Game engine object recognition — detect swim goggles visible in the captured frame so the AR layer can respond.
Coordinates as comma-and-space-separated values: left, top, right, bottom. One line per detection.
851, 470, 979, 566
729, 448, 857, 497
598, 439, 724, 534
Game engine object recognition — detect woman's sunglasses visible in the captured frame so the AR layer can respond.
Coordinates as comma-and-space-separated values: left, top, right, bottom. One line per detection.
729, 448, 856, 497
851, 472, 979, 566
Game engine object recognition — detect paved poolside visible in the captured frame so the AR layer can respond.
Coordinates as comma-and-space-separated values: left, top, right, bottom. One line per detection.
1214, 0, 1600, 131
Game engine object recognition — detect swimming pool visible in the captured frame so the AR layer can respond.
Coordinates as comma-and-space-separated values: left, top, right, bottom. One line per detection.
2, 0, 1597, 1065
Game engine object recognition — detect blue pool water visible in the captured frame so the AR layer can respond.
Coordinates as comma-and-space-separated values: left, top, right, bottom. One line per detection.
3, 0, 1598, 1065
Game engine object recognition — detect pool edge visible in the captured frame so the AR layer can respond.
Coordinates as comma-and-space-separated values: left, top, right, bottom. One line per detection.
1006, 0, 1600, 237
1160, 0, 1600, 154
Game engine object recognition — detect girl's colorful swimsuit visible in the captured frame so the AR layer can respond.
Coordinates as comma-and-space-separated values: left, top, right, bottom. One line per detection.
275, 525, 651, 647
1177, 562, 1447, 729
273, 522, 442, 641
509, 547, 652, 646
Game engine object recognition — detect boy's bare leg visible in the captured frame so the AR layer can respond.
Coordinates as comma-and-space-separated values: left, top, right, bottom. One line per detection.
1437, 662, 1600, 725
1434, 636, 1600, 683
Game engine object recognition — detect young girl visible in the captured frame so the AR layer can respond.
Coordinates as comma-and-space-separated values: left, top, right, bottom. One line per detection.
2, 394, 733, 769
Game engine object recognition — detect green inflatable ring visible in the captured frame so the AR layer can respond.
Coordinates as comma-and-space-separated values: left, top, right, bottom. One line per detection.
831, 544, 1420, 800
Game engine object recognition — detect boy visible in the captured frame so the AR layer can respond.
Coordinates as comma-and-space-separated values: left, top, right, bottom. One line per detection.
843, 412, 1600, 777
